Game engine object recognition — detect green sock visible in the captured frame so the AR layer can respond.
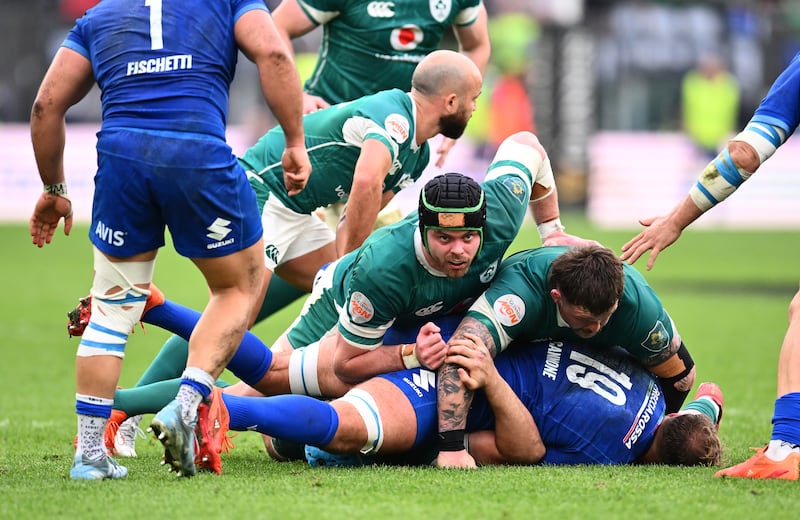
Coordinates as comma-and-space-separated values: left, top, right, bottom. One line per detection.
682, 398, 719, 424
254, 274, 307, 324
114, 378, 231, 417
114, 379, 182, 416
135, 334, 189, 386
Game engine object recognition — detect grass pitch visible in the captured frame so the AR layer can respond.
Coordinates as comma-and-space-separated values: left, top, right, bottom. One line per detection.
1, 215, 798, 519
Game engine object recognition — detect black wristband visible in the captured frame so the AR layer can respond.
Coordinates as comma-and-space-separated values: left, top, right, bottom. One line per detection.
659, 341, 695, 413
438, 429, 466, 452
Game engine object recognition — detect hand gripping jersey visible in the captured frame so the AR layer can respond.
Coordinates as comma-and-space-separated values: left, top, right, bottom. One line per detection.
466, 246, 678, 367
297, 0, 483, 103
241, 89, 427, 214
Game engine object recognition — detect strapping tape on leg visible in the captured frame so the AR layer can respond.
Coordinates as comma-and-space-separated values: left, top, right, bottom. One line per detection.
288, 343, 322, 396
77, 249, 154, 358
340, 388, 384, 455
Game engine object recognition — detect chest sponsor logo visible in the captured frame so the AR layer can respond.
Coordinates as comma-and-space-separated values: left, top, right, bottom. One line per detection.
390, 25, 423, 51
479, 260, 499, 283
429, 0, 452, 22
367, 1, 395, 18
493, 294, 525, 327
640, 320, 669, 353
415, 301, 444, 317
349, 291, 374, 324
384, 114, 410, 143
393, 172, 413, 189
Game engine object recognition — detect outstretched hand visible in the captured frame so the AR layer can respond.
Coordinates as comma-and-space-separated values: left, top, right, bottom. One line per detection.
620, 214, 683, 270
415, 321, 447, 370
30, 193, 73, 248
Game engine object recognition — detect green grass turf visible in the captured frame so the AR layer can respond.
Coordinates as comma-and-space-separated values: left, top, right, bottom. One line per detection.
1, 216, 798, 519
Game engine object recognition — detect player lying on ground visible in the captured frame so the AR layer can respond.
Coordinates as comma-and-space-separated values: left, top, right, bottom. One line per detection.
194, 316, 723, 472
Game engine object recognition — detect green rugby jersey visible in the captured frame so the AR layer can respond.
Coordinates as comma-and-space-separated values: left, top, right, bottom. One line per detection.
466, 246, 677, 366
240, 89, 427, 214
332, 157, 535, 349
298, 0, 482, 103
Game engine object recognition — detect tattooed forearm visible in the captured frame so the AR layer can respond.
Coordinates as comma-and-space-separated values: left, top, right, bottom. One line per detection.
449, 317, 498, 357
438, 362, 473, 431
437, 317, 491, 432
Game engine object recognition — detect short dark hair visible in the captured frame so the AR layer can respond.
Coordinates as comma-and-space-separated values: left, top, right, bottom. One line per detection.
546, 245, 624, 315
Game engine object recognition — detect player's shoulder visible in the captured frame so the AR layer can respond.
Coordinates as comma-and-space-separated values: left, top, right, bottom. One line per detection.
353, 220, 418, 270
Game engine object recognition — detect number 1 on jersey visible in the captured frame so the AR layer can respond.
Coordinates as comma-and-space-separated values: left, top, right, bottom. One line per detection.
145, 0, 163, 50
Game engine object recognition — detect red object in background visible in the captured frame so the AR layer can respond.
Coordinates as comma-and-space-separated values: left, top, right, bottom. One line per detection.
488, 76, 535, 147
60, 0, 100, 20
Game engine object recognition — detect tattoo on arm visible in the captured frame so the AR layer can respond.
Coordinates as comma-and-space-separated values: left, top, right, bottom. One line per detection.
438, 317, 494, 431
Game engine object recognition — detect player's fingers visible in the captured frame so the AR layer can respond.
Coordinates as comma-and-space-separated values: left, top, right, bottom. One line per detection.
457, 367, 478, 390
645, 247, 661, 271
64, 214, 73, 236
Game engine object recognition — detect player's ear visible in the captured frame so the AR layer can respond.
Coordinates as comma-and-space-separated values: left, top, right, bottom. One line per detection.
443, 92, 458, 113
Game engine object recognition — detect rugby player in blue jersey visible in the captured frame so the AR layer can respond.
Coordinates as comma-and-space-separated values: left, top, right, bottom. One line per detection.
29, 0, 309, 479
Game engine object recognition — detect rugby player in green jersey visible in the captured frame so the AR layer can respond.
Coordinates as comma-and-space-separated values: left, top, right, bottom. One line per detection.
435, 245, 698, 468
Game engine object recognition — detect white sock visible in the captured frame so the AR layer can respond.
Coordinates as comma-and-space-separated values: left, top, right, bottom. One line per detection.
176, 367, 215, 425
77, 415, 107, 461
765, 439, 800, 461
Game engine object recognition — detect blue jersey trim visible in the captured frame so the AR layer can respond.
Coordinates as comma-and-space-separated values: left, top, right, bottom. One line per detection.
713, 148, 744, 187
693, 181, 717, 205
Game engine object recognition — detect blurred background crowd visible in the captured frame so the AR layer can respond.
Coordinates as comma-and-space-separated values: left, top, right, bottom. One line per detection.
3, 0, 799, 219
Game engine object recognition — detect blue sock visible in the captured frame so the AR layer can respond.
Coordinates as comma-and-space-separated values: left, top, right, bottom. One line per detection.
143, 299, 273, 386
772, 392, 800, 446
222, 393, 338, 446
227, 331, 273, 386
142, 299, 199, 340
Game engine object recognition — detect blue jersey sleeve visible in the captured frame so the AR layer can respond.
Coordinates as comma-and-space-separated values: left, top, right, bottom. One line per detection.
753, 51, 800, 136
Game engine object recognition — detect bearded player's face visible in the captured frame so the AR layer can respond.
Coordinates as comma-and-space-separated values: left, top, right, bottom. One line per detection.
423, 228, 481, 278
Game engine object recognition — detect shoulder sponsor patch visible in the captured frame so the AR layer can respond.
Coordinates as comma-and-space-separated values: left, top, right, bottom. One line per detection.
493, 294, 525, 327
640, 321, 670, 353
349, 291, 375, 324
384, 114, 410, 143
501, 176, 528, 204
